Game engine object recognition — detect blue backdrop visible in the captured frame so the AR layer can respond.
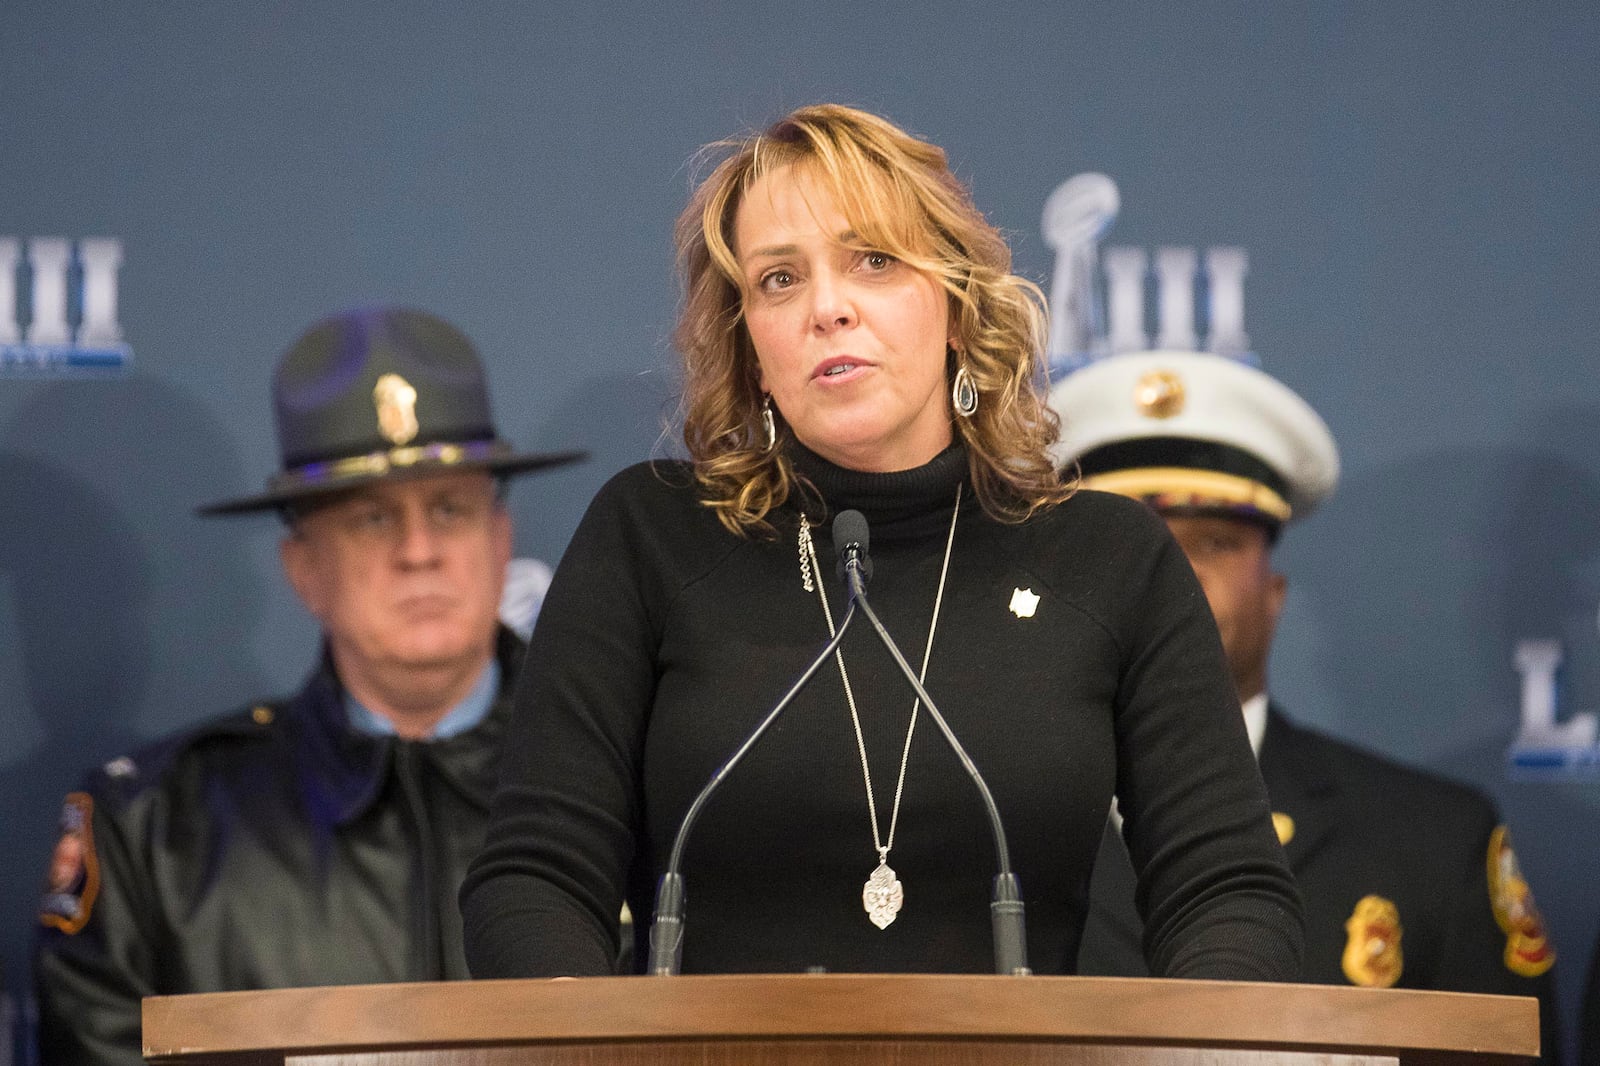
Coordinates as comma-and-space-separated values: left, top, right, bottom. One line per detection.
2, 3, 1597, 1060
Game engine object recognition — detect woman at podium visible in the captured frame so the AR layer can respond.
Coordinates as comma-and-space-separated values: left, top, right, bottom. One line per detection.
461, 104, 1302, 980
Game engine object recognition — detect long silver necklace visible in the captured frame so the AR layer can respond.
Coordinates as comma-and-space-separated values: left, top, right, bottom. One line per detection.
797, 485, 962, 930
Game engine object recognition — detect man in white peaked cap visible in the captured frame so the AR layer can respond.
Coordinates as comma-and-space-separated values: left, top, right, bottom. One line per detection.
1054, 351, 1561, 1063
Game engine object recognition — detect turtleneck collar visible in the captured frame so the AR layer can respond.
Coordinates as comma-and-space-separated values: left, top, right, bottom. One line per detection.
787, 440, 972, 539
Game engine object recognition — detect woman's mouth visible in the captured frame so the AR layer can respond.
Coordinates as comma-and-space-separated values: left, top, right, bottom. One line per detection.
814, 357, 869, 382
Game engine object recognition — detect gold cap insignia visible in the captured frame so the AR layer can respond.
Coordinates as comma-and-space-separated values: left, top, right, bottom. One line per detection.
1487, 826, 1556, 977
373, 373, 420, 446
1134, 369, 1186, 419
1009, 587, 1040, 618
1272, 812, 1295, 846
1342, 894, 1403, 988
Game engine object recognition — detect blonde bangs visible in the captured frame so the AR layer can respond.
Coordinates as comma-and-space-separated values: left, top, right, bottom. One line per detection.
674, 104, 1072, 538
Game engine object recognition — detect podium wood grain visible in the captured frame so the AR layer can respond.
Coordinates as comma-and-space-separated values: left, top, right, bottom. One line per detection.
142, 974, 1537, 1066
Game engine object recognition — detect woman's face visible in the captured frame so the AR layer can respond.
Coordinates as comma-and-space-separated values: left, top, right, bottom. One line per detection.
734, 164, 954, 473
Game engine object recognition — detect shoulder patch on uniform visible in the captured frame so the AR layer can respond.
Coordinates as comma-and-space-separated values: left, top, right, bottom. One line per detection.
1487, 826, 1555, 977
38, 792, 100, 935
1342, 894, 1403, 988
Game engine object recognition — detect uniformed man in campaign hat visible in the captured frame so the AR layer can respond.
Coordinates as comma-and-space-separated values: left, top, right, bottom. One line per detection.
32, 307, 584, 1066
1054, 350, 1562, 1061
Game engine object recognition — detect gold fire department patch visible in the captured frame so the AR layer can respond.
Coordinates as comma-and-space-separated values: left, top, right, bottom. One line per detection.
1342, 894, 1403, 988
38, 792, 100, 935
1487, 826, 1555, 977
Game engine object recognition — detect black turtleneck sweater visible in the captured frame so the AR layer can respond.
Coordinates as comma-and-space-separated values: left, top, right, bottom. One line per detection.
461, 447, 1302, 980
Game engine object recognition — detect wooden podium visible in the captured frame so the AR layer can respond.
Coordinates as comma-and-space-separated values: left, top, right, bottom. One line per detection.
142, 974, 1538, 1065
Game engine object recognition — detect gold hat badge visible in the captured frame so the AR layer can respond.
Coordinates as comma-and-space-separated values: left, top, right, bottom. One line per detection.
374, 373, 420, 446
1134, 369, 1186, 420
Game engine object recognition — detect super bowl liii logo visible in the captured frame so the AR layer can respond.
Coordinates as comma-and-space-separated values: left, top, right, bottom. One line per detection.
1040, 172, 1251, 377
0, 237, 132, 377
1510, 637, 1600, 779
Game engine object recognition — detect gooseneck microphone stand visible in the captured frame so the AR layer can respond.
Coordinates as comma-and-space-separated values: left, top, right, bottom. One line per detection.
645, 594, 861, 976
835, 510, 1032, 977
646, 509, 1030, 977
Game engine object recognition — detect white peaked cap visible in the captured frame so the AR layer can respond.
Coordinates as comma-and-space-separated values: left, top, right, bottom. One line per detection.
1048, 350, 1339, 524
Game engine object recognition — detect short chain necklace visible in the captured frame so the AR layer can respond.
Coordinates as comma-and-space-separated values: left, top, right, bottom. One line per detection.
797, 484, 962, 930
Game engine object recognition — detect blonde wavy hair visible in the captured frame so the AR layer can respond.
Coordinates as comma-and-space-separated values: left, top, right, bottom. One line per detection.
675, 103, 1072, 536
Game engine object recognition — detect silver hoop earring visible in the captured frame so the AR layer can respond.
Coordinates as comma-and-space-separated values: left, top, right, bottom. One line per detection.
761, 395, 777, 451
952, 365, 978, 418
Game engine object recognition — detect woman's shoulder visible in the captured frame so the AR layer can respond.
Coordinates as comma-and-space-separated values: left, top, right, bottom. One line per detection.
1028, 486, 1172, 545
573, 458, 737, 552
994, 488, 1187, 615
563, 459, 755, 605
585, 458, 702, 515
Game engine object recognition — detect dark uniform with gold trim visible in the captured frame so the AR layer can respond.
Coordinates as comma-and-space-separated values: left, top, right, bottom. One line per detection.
1053, 349, 1561, 1063
32, 628, 524, 1066
1080, 704, 1561, 1062
30, 307, 585, 1066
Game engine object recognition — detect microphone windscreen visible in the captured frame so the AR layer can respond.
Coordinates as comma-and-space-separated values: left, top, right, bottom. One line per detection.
832, 509, 872, 581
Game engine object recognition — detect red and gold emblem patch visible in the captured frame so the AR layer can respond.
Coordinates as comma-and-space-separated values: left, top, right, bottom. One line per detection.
38, 792, 100, 934
1487, 826, 1555, 977
1342, 894, 1403, 988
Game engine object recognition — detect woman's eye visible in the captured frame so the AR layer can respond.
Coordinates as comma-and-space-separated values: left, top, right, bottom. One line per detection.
861, 251, 896, 272
758, 269, 795, 292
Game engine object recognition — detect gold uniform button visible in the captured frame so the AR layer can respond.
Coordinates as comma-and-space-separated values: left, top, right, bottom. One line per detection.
1271, 812, 1295, 846
251, 705, 275, 725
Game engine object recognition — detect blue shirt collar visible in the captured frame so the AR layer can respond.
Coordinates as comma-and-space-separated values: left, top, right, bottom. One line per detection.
344, 659, 501, 740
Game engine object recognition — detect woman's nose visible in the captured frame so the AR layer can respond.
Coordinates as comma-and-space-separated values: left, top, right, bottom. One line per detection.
809, 271, 857, 333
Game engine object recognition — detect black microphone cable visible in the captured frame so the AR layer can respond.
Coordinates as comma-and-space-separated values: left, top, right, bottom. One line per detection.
645, 592, 861, 976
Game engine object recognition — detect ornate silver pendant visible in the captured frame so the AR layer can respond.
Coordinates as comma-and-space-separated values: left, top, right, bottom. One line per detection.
862, 861, 904, 929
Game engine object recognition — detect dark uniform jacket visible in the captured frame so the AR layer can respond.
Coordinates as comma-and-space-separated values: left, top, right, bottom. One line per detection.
1080, 705, 1562, 1063
31, 628, 526, 1066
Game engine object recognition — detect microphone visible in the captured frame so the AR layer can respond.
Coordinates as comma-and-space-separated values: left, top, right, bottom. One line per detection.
833, 508, 872, 587
831, 509, 1032, 977
646, 560, 863, 975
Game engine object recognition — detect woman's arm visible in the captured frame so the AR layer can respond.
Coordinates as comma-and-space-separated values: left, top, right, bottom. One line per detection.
1106, 504, 1304, 981
460, 465, 675, 978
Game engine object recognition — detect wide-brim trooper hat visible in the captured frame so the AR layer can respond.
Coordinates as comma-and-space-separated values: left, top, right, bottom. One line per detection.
199, 306, 586, 516
1049, 350, 1339, 529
